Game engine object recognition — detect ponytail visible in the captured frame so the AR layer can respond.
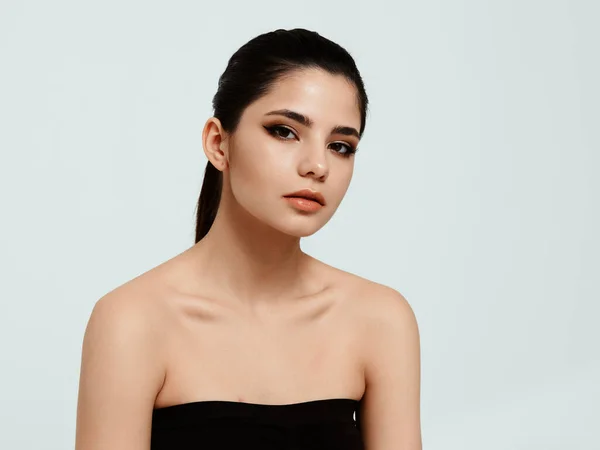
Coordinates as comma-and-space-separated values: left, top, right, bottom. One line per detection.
194, 160, 223, 243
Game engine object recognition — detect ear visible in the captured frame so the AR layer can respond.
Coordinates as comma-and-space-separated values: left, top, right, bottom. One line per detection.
202, 117, 229, 171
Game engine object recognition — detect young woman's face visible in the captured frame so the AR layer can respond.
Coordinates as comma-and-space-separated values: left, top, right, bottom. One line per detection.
223, 68, 362, 237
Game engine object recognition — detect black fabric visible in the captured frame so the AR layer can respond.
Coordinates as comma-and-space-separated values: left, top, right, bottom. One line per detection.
151, 398, 364, 449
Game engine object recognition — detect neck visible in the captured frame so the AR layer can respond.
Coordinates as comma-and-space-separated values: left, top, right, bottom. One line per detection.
188, 193, 320, 310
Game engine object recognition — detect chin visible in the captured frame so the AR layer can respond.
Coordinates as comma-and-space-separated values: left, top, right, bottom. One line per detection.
236, 197, 334, 238
271, 215, 333, 238
284, 226, 321, 238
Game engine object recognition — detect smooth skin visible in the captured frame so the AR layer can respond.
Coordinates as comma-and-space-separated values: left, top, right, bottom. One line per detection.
75, 68, 422, 450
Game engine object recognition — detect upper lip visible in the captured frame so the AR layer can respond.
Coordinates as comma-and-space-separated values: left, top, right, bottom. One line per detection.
283, 189, 326, 206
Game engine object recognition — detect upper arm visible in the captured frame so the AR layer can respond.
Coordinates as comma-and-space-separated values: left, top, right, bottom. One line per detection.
359, 287, 422, 450
75, 292, 166, 450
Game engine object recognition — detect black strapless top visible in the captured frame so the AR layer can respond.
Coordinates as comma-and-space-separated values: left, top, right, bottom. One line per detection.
151, 398, 364, 449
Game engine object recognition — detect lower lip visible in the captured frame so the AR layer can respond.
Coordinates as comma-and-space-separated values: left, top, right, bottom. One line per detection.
284, 197, 323, 212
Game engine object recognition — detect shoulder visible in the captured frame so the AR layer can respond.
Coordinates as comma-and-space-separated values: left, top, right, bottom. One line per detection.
324, 264, 420, 354
329, 267, 420, 374
89, 282, 165, 340
82, 266, 178, 386
327, 264, 418, 330
82, 281, 169, 386
76, 282, 169, 448
359, 279, 418, 334
340, 276, 421, 448
91, 254, 185, 331
356, 279, 420, 379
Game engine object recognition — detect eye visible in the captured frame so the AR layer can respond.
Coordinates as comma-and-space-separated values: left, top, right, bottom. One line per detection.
330, 142, 357, 157
265, 125, 297, 140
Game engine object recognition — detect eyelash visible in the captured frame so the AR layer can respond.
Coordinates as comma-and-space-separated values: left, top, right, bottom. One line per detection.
264, 125, 358, 157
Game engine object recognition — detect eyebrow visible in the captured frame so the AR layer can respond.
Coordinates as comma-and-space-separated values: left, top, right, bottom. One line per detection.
264, 109, 360, 139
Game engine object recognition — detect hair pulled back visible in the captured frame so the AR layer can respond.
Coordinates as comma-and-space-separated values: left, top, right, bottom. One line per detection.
195, 28, 369, 243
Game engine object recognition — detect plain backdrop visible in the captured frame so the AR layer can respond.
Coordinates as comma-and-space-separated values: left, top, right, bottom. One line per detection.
0, 1, 598, 448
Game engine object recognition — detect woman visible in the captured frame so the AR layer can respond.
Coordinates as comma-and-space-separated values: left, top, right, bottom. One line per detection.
75, 28, 422, 450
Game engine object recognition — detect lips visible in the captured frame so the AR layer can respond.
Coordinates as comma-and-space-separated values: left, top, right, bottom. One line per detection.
283, 189, 326, 206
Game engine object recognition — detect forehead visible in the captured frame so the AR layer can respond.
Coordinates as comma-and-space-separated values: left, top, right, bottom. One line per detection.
244, 68, 361, 129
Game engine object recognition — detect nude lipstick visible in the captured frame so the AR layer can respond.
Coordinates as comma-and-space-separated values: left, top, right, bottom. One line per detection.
283, 189, 326, 212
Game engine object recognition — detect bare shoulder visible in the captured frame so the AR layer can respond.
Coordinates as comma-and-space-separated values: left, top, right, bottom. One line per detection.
93, 271, 170, 320
320, 264, 422, 447
88, 281, 168, 348
76, 281, 168, 449
85, 273, 172, 354
329, 265, 419, 360
345, 277, 421, 449
324, 262, 418, 327
360, 278, 419, 335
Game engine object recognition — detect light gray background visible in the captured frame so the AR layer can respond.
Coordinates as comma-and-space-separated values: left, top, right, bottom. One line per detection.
0, 1, 598, 449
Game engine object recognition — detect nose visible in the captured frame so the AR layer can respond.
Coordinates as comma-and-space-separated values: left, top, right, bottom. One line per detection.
298, 145, 329, 181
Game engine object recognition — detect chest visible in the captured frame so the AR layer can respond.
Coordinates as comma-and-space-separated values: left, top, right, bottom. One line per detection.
155, 298, 365, 406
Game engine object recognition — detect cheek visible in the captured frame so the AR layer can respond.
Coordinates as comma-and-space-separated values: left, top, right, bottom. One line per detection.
342, 163, 354, 187
230, 152, 264, 190
228, 142, 289, 207
330, 162, 355, 200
